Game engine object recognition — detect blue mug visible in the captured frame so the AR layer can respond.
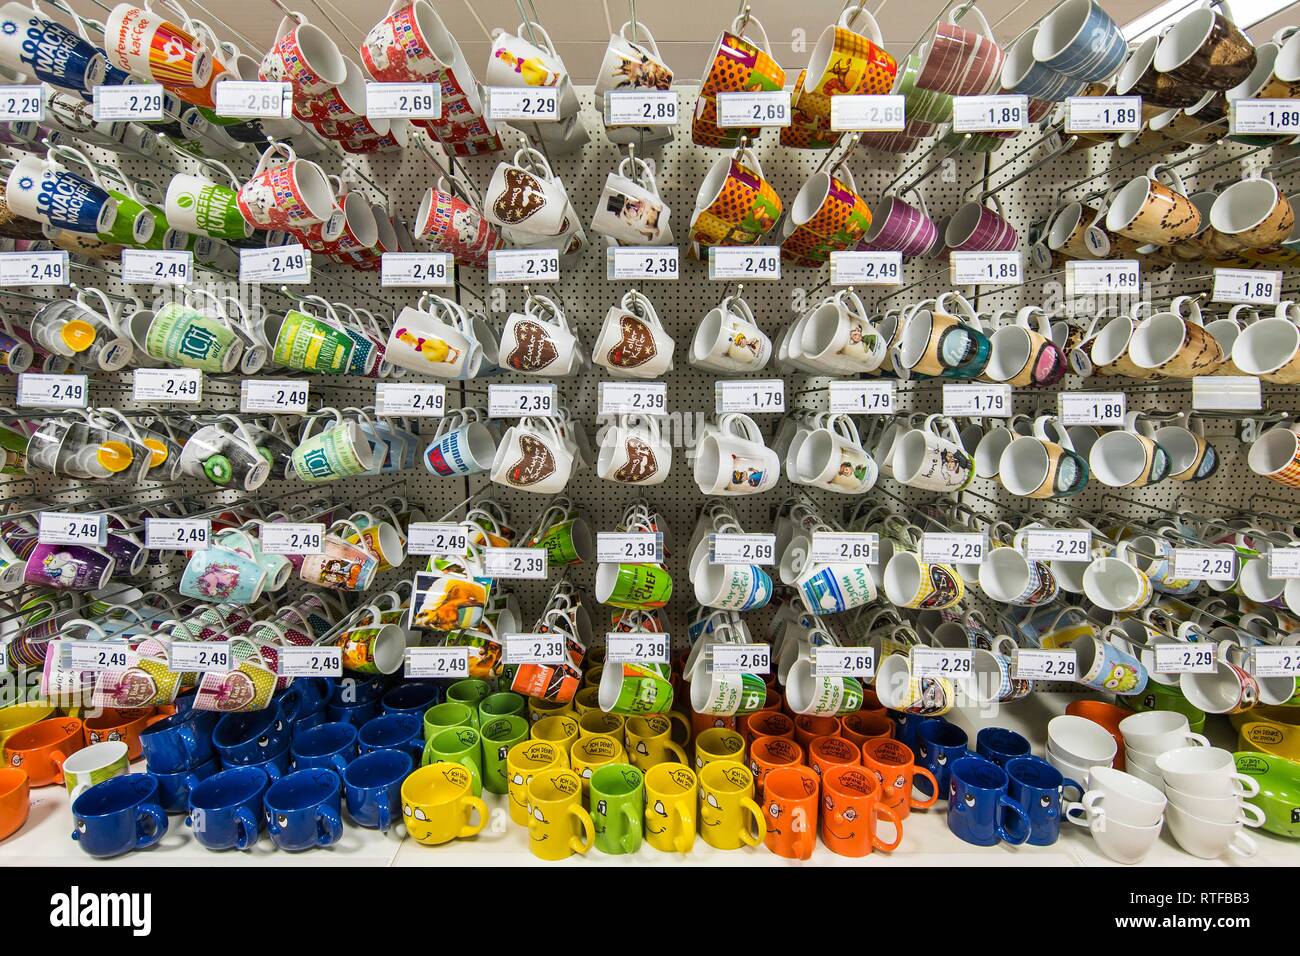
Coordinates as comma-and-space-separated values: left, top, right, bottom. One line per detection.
358, 713, 423, 763
237, 740, 291, 780
1032, 0, 1127, 83
271, 684, 306, 725
916, 719, 969, 797
328, 675, 385, 726
179, 542, 268, 605
152, 757, 219, 813
382, 681, 443, 720
291, 721, 359, 774
975, 727, 1032, 768
264, 769, 344, 851
892, 712, 925, 751
139, 709, 216, 774
6, 155, 117, 235
1, 9, 107, 91
291, 677, 334, 732
186, 766, 270, 851
947, 756, 1031, 847
342, 748, 412, 831
213, 707, 292, 767
70, 773, 168, 858
1001, 29, 1086, 102
1005, 755, 1084, 847
1072, 633, 1149, 697
423, 421, 495, 477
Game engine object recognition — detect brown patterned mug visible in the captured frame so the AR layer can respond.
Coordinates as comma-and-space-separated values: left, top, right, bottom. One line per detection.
1104, 166, 1201, 247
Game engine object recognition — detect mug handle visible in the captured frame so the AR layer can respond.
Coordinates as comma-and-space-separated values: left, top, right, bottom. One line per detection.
872, 802, 904, 852
1063, 796, 1092, 826
316, 804, 344, 846
1186, 732, 1212, 748
459, 796, 490, 838
664, 740, 691, 765
910, 766, 940, 808
740, 796, 767, 847
234, 805, 261, 849
135, 802, 169, 849
1061, 776, 1085, 804
569, 804, 596, 854
618, 803, 641, 852
670, 801, 695, 853
995, 793, 1031, 845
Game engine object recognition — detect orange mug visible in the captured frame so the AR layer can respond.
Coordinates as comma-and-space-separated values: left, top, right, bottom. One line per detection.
0, 767, 29, 841
741, 710, 795, 744
840, 710, 894, 748
748, 735, 804, 793
861, 736, 939, 820
690, 709, 737, 740
759, 686, 784, 713
3, 718, 83, 787
807, 734, 861, 778
762, 764, 820, 860
794, 714, 841, 749
821, 763, 904, 857
82, 708, 164, 761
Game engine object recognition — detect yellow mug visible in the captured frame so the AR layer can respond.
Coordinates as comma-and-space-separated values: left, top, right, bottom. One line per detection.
578, 710, 625, 743
644, 762, 698, 853
400, 762, 488, 846
583, 665, 603, 688
0, 702, 54, 748
531, 714, 580, 759
1239, 719, 1300, 760
698, 759, 765, 850
573, 686, 602, 716
570, 733, 626, 793
526, 767, 595, 861
627, 714, 690, 771
694, 727, 746, 771
506, 739, 565, 826
528, 697, 573, 725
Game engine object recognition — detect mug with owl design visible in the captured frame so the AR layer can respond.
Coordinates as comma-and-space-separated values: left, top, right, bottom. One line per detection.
490, 416, 574, 495
483, 147, 569, 237
597, 415, 670, 486
1068, 629, 1149, 696
593, 290, 673, 378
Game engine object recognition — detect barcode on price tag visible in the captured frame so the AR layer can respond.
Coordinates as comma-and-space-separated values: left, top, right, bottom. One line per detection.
169, 640, 231, 673
259, 523, 324, 555
599, 381, 667, 415
607, 632, 670, 664
484, 548, 548, 579
1066, 260, 1139, 296
18, 373, 87, 408
0, 84, 43, 121
1065, 96, 1141, 133
488, 87, 559, 121
93, 83, 163, 121
488, 248, 559, 283
134, 367, 201, 403
241, 379, 308, 414
1212, 268, 1280, 305
488, 383, 556, 418
830, 94, 905, 131
711, 644, 771, 674
277, 646, 343, 677
1172, 548, 1238, 581
407, 523, 469, 556
216, 80, 292, 118
1192, 375, 1261, 412
39, 512, 106, 547
952, 94, 1027, 132
604, 89, 678, 126
1250, 645, 1300, 678
145, 518, 210, 551
61, 640, 133, 672
1012, 648, 1078, 681
505, 633, 566, 665
365, 82, 440, 119
829, 380, 894, 414
715, 90, 790, 127
943, 383, 1011, 417
121, 248, 192, 285
381, 252, 452, 287
950, 251, 1023, 285
596, 532, 663, 564
911, 646, 974, 679
809, 532, 878, 565
376, 382, 446, 416
815, 647, 876, 678
0, 251, 68, 284
922, 533, 987, 564
240, 244, 310, 283
1268, 547, 1300, 578
1021, 528, 1092, 562
607, 246, 679, 280
1230, 98, 1300, 135
715, 379, 784, 413
829, 250, 902, 285
405, 647, 470, 679
711, 533, 776, 565
1059, 392, 1125, 425
1155, 642, 1217, 674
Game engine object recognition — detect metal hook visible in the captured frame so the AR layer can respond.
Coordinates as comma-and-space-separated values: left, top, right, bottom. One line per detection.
979, 135, 1079, 201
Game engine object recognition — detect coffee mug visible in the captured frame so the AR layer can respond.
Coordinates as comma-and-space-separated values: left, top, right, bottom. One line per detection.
70, 773, 167, 858
593, 291, 673, 378
490, 416, 574, 494
500, 293, 580, 375
401, 760, 487, 845
694, 414, 780, 496
597, 415, 670, 485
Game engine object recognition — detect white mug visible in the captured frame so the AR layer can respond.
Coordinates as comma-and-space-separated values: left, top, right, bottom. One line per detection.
499, 293, 580, 376
892, 414, 974, 492
589, 156, 670, 245
694, 413, 779, 496
592, 290, 673, 378
793, 414, 877, 494
596, 414, 670, 485
691, 295, 770, 372
385, 299, 480, 379
797, 289, 886, 373
484, 146, 569, 237
489, 416, 574, 494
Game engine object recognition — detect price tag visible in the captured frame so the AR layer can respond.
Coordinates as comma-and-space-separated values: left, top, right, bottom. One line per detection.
0, 83, 43, 121
716, 90, 790, 127
407, 523, 469, 557
405, 646, 470, 679
815, 647, 876, 678
711, 644, 771, 675
133, 367, 201, 403
1268, 547, 1300, 578
1250, 645, 1300, 678
93, 83, 163, 121
1012, 648, 1078, 681
241, 379, 308, 414
1173, 548, 1239, 581
0, 641, 7, 671
488, 248, 560, 283
604, 89, 678, 126
1021, 528, 1093, 562
708, 246, 780, 280
714, 378, 784, 413
259, 523, 324, 555
911, 646, 975, 679
39, 511, 106, 547
606, 632, 671, 665
950, 250, 1023, 285
599, 381, 667, 415
487, 87, 559, 121
169, 641, 231, 673
711, 533, 776, 566
62, 640, 133, 672
380, 252, 452, 287
1059, 392, 1125, 426
828, 380, 894, 414
952, 94, 1027, 132
488, 383, 557, 418
596, 532, 663, 564
484, 547, 548, 580
277, 646, 343, 678
606, 246, 679, 280
1230, 98, 1300, 135
1212, 267, 1281, 305
505, 633, 566, 666
1192, 375, 1261, 412
943, 383, 1011, 417
365, 82, 440, 119
0, 250, 68, 284
145, 518, 210, 551
809, 532, 878, 565
376, 382, 446, 416
1065, 96, 1141, 133
215, 80, 292, 118
830, 94, 905, 131
121, 248, 192, 285
1066, 259, 1140, 296
921, 532, 987, 564
239, 244, 310, 283
1154, 642, 1217, 674
18, 373, 87, 408
829, 250, 903, 286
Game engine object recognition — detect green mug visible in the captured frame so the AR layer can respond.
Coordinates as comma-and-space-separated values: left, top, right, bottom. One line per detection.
535, 517, 592, 567
478, 691, 526, 724
137, 204, 183, 251
167, 174, 250, 240
596, 563, 673, 610
100, 190, 155, 246
423, 701, 474, 739
589, 762, 644, 855
270, 310, 355, 374
446, 679, 492, 712
140, 303, 242, 373
291, 419, 375, 483
423, 725, 483, 796
598, 662, 675, 715
479, 714, 529, 795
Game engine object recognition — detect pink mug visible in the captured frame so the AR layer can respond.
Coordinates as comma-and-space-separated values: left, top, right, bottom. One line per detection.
861, 193, 939, 258
945, 198, 1017, 253
258, 12, 346, 96
237, 143, 342, 237
916, 6, 1004, 96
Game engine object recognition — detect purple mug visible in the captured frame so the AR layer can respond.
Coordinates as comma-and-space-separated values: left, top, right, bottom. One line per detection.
24, 542, 114, 590
861, 194, 939, 258
104, 531, 147, 578
945, 200, 1018, 253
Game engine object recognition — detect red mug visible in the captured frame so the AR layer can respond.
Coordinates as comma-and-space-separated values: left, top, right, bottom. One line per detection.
237, 144, 341, 236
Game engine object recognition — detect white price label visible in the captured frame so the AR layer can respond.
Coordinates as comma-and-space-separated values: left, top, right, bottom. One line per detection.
1173, 548, 1239, 581
596, 532, 663, 564
241, 379, 308, 414
376, 382, 446, 416
943, 383, 1011, 417
831, 94, 905, 131
1192, 375, 1261, 412
407, 523, 469, 557
1212, 268, 1280, 305
606, 246, 679, 280
0, 250, 68, 285
815, 647, 876, 678
604, 89, 678, 126
714, 378, 784, 413
708, 246, 781, 280
169, 641, 231, 673
18, 373, 87, 408
829, 250, 903, 286
259, 523, 324, 555
950, 250, 1023, 286
1268, 547, 1300, 578
487, 383, 556, 418
0, 83, 43, 121
121, 249, 192, 285
505, 633, 566, 666
711, 533, 776, 566
828, 380, 894, 414
405, 647, 470, 679
277, 646, 343, 678
1154, 642, 1218, 674
922, 532, 987, 564
1066, 259, 1139, 296
1012, 648, 1078, 681
365, 82, 440, 119
1230, 98, 1300, 135
488, 248, 559, 283
93, 83, 163, 121
0, 642, 7, 671
484, 547, 548, 579
216, 80, 292, 118
911, 646, 975, 679
488, 86, 559, 121
380, 252, 452, 287
1059, 392, 1125, 425
39, 512, 106, 547
133, 367, 201, 403
711, 644, 771, 674
599, 381, 667, 415
606, 632, 671, 665
1021, 528, 1093, 562
145, 518, 209, 551
239, 244, 310, 283
716, 90, 790, 127
62, 640, 132, 672
1250, 645, 1300, 678
1065, 96, 1141, 133
809, 532, 878, 565
952, 94, 1027, 132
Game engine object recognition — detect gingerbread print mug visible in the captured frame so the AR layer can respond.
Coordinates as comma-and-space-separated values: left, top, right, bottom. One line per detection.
593, 290, 673, 379
483, 147, 568, 237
